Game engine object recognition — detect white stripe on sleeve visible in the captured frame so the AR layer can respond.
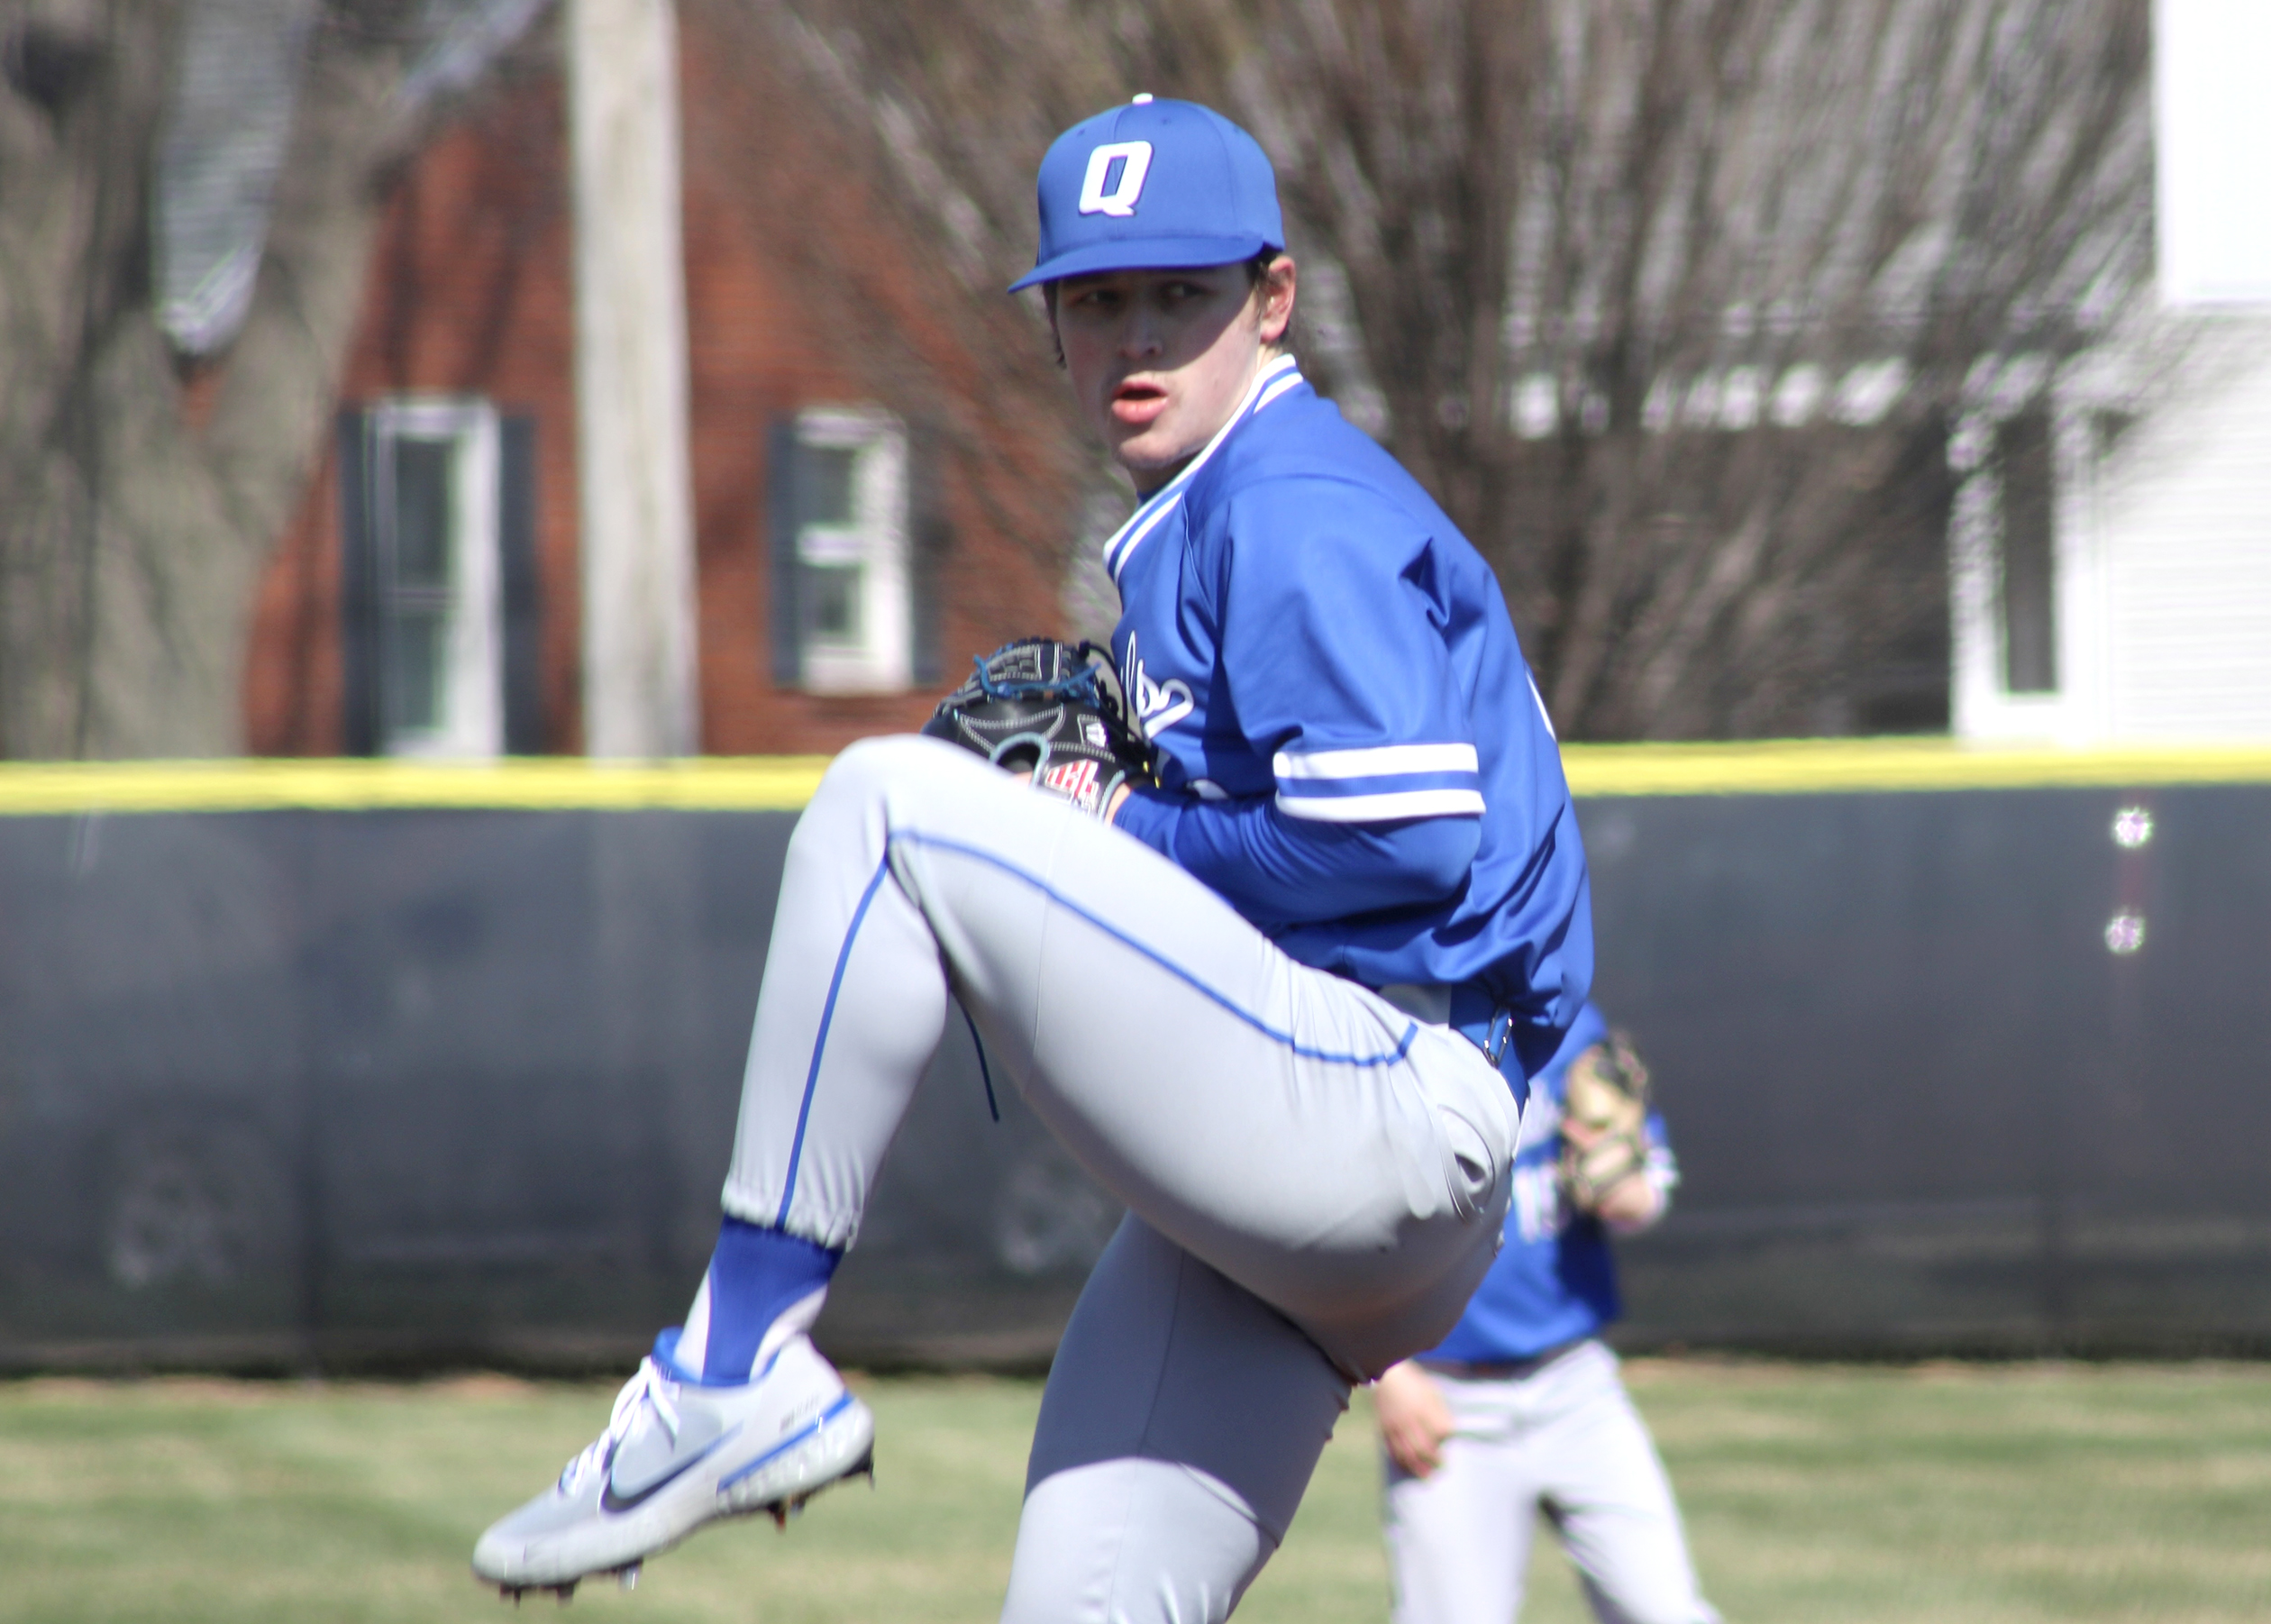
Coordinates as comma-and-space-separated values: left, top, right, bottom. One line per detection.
1275, 788, 1487, 822
1272, 743, 1481, 780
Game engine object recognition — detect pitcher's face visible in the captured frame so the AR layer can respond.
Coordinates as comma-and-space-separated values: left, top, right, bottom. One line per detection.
1055, 259, 1294, 493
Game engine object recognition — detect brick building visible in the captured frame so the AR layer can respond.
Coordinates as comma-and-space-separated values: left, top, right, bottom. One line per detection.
241, 7, 1087, 757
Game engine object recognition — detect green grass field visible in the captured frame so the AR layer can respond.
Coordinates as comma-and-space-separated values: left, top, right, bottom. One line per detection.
3, 1361, 2266, 1623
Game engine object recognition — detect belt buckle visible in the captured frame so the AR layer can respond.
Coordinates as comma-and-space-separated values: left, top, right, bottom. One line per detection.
1482, 1005, 1516, 1069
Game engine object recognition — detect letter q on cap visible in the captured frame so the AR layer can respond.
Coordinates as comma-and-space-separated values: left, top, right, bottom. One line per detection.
1078, 141, 1154, 217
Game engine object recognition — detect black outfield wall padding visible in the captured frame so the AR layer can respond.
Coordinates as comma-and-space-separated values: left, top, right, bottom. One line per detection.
2, 748, 2266, 1368
1584, 783, 2271, 1353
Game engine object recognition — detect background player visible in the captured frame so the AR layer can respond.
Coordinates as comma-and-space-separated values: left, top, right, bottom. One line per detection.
1373, 1005, 1717, 1624
473, 96, 1591, 1623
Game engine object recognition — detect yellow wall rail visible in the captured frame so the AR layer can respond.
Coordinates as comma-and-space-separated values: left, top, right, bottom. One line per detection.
4, 739, 2271, 815
0, 756, 834, 815
1560, 738, 2271, 797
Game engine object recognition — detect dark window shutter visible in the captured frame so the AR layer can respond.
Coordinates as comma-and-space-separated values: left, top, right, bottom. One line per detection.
337, 409, 381, 756
499, 415, 544, 753
908, 428, 947, 686
766, 418, 802, 686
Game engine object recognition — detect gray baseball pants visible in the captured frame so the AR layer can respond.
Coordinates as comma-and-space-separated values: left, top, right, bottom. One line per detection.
1383, 1341, 1719, 1624
722, 735, 1520, 1622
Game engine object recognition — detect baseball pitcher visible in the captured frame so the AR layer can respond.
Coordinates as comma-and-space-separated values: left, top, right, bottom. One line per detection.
472, 96, 1593, 1623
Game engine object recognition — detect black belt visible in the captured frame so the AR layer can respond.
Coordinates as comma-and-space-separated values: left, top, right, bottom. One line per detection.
1418, 1337, 1589, 1381
1375, 981, 1523, 1072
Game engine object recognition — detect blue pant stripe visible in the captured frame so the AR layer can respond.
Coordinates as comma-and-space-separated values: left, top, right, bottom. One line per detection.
898, 830, 1417, 1069
774, 852, 895, 1227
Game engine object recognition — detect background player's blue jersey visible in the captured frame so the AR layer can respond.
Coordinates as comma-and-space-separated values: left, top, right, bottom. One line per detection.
1422, 1003, 1676, 1364
1108, 357, 1592, 1075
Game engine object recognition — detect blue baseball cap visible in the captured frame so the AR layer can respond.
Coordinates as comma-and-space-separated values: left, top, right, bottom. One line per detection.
1009, 95, 1284, 292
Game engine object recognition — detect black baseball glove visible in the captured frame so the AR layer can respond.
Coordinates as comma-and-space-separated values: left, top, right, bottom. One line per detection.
922, 638, 1155, 818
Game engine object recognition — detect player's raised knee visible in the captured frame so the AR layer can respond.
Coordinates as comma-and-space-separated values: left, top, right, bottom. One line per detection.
814, 732, 973, 807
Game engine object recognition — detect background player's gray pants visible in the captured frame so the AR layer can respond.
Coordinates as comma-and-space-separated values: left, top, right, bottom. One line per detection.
723, 736, 1520, 1621
1383, 1342, 1719, 1624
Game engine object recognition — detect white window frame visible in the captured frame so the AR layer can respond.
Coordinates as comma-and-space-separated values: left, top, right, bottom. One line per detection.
791, 406, 912, 694
1948, 352, 2128, 744
368, 397, 504, 758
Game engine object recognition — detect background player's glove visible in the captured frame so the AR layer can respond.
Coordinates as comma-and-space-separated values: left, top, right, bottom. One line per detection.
1557, 1032, 1654, 1213
923, 638, 1155, 818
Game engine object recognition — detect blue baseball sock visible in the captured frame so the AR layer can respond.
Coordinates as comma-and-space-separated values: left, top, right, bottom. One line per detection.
667, 1216, 842, 1384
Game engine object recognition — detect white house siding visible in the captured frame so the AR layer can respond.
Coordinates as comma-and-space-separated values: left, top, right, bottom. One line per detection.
1951, 321, 2271, 744
2101, 324, 2271, 740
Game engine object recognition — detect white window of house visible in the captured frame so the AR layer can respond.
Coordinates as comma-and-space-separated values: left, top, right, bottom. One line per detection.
779, 407, 912, 693
1948, 352, 2132, 743
366, 397, 504, 756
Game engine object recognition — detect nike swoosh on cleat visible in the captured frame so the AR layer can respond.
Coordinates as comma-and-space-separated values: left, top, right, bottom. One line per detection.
599, 1428, 741, 1514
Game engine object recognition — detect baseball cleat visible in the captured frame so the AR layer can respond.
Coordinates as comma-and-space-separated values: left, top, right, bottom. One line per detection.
472, 1332, 875, 1597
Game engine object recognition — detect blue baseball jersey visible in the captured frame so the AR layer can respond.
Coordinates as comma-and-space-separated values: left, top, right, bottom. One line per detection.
1107, 357, 1592, 1075
1422, 1004, 1677, 1364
